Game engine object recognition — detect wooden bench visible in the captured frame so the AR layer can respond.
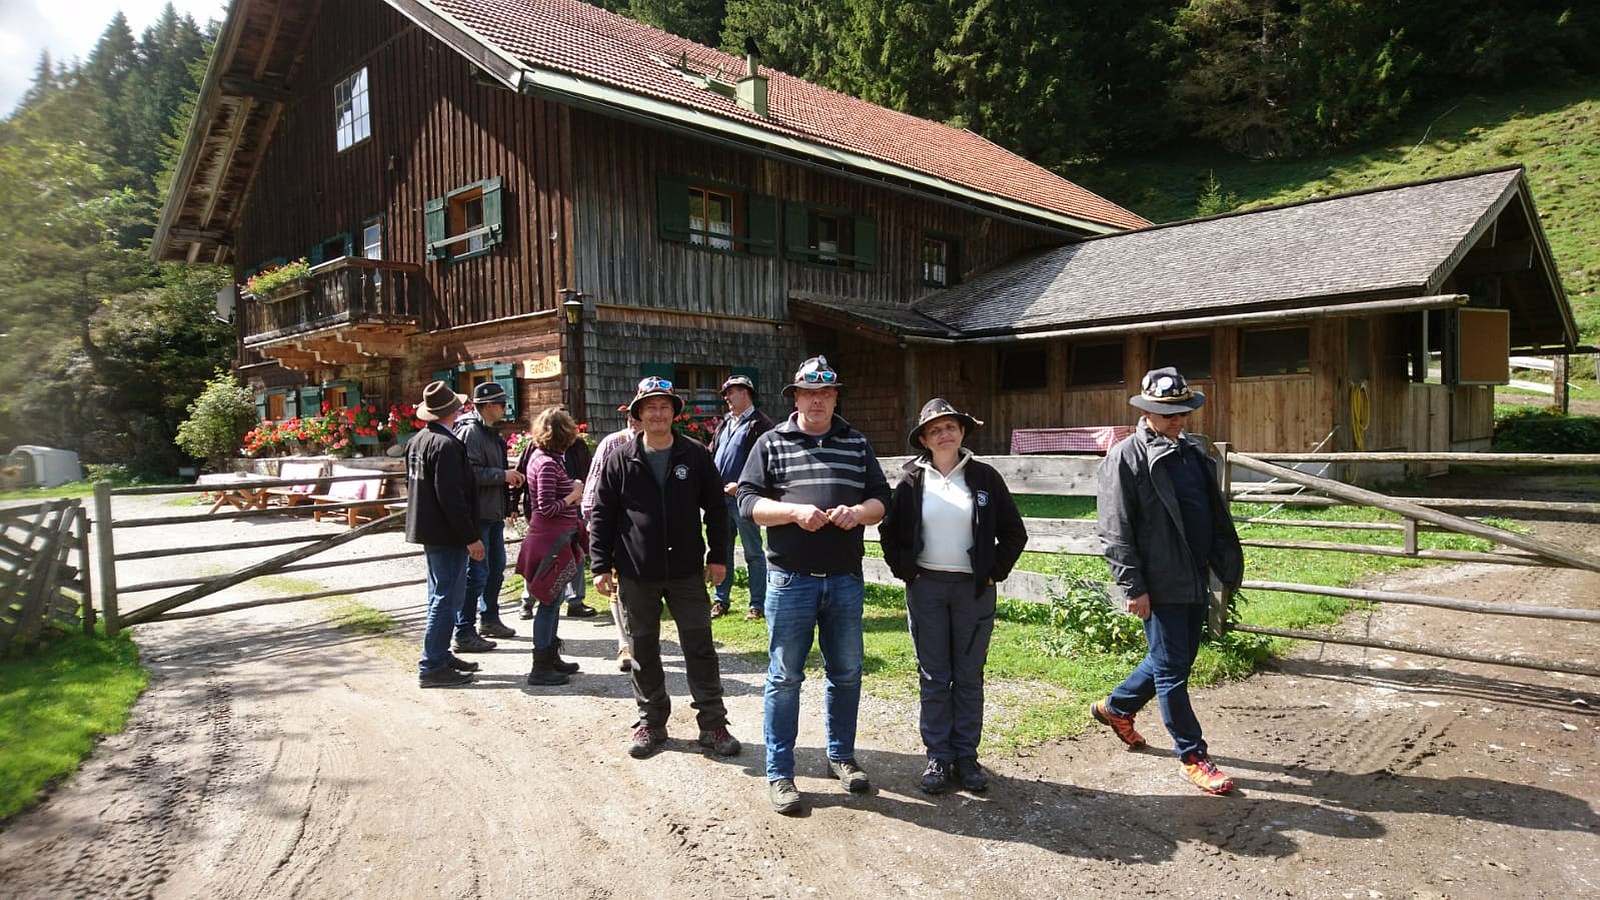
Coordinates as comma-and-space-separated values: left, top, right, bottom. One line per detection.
265, 461, 326, 508
310, 466, 389, 527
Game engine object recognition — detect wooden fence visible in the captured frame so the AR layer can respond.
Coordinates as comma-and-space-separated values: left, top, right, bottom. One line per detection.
1, 499, 92, 652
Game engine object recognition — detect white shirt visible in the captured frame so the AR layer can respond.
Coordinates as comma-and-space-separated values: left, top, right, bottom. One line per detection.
914, 451, 975, 573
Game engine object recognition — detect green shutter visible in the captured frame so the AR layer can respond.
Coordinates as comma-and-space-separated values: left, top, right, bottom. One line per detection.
747, 194, 776, 256
308, 243, 324, 265
656, 174, 690, 241
639, 362, 676, 383
853, 216, 877, 271
255, 392, 268, 422
731, 365, 760, 402
325, 378, 361, 407
429, 368, 456, 389
281, 388, 299, 419
481, 177, 504, 247
783, 201, 809, 260
491, 362, 518, 419
424, 196, 446, 260
299, 385, 324, 417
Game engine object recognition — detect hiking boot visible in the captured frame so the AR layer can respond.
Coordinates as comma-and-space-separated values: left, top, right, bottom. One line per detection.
828, 758, 870, 793
419, 668, 473, 688
479, 620, 516, 639
566, 602, 598, 618
628, 724, 668, 759
954, 757, 989, 793
919, 759, 951, 794
551, 651, 581, 675
769, 778, 803, 815
526, 648, 569, 686
709, 600, 730, 619
697, 726, 741, 757
744, 607, 764, 621
453, 634, 497, 654
446, 655, 480, 672
617, 647, 637, 672
1180, 752, 1235, 795
1091, 699, 1147, 749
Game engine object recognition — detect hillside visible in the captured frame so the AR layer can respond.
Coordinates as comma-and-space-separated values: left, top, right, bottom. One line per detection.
1070, 79, 1600, 344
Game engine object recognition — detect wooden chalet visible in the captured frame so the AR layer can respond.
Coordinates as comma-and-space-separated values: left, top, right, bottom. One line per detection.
799, 166, 1580, 460
152, 0, 1144, 441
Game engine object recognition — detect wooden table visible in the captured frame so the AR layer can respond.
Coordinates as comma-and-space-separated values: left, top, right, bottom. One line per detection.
197, 473, 273, 514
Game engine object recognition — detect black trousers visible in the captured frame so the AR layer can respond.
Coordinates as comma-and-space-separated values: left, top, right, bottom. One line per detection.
616, 574, 729, 732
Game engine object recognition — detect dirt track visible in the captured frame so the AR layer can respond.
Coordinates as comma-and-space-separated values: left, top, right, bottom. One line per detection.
1, 496, 1597, 899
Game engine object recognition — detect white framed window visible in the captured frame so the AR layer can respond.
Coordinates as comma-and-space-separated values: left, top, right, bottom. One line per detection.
334, 67, 371, 151
362, 218, 383, 284
688, 186, 736, 250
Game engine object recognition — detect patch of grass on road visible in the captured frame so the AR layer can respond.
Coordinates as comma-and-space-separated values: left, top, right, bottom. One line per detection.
0, 629, 148, 820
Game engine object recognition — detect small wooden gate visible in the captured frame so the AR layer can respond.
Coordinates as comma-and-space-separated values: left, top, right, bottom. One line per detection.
1, 499, 92, 651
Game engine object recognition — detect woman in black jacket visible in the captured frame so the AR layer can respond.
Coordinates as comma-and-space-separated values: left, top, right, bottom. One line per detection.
881, 399, 1027, 795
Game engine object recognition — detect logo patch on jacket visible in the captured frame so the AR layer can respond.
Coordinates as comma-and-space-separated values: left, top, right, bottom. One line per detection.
673, 464, 689, 480
975, 490, 990, 507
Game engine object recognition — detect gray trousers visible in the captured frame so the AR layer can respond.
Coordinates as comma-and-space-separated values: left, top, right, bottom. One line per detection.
616, 574, 729, 732
906, 569, 996, 761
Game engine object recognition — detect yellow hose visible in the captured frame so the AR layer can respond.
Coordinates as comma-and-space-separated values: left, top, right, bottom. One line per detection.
1349, 381, 1371, 451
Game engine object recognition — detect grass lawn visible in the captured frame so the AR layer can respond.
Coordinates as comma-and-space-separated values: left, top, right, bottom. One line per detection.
0, 629, 148, 819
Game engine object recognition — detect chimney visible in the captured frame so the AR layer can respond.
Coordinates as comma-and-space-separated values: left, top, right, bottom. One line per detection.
737, 37, 768, 118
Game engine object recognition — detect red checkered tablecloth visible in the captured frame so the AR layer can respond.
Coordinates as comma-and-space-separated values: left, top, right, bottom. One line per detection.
1010, 426, 1135, 454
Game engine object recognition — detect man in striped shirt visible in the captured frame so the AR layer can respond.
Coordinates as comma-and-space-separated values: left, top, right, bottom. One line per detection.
737, 356, 891, 815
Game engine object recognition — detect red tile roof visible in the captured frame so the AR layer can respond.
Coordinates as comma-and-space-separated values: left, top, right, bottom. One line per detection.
425, 0, 1148, 231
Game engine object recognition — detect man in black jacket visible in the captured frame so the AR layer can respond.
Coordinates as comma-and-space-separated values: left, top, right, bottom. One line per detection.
405, 381, 486, 688
590, 376, 740, 760
453, 381, 525, 648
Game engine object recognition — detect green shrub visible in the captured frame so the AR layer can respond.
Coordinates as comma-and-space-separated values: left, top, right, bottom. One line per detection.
175, 370, 257, 472
1492, 407, 1600, 453
1040, 578, 1147, 657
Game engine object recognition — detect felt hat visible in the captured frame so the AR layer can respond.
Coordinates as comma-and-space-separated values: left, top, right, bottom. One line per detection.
1129, 367, 1206, 416
907, 397, 982, 451
628, 375, 684, 417
471, 381, 509, 405
416, 380, 468, 421
780, 356, 844, 398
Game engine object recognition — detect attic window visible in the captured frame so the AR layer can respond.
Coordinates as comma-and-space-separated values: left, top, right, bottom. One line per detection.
334, 68, 371, 151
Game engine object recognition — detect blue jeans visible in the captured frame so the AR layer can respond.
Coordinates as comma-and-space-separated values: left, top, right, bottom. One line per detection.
420, 544, 469, 676
1107, 599, 1209, 758
459, 518, 506, 635
715, 496, 766, 612
763, 568, 864, 781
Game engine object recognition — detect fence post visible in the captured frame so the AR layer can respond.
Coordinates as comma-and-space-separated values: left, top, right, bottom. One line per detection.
93, 481, 120, 636
77, 505, 95, 635
1403, 517, 1419, 556
1215, 442, 1232, 496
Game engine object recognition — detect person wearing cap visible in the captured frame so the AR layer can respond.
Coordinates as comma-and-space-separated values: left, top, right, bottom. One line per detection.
453, 381, 526, 649
881, 399, 1027, 795
737, 355, 891, 814
513, 406, 588, 685
590, 376, 740, 760
706, 374, 774, 620
579, 404, 643, 671
404, 380, 487, 688
1094, 367, 1244, 794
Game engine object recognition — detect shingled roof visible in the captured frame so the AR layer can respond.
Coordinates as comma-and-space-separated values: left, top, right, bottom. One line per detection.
913, 167, 1571, 346
411, 0, 1146, 232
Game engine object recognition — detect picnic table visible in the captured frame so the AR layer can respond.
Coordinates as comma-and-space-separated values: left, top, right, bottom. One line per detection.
1010, 425, 1135, 455
197, 473, 274, 514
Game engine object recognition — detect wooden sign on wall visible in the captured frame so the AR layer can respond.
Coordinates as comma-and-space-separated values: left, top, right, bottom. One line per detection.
523, 356, 563, 381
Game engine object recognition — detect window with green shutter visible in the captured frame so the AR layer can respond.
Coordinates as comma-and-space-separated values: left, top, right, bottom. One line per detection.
654, 173, 774, 255
783, 201, 876, 271
424, 177, 505, 262
299, 385, 324, 417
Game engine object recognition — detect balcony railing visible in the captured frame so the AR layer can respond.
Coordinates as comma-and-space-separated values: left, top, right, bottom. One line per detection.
242, 257, 421, 348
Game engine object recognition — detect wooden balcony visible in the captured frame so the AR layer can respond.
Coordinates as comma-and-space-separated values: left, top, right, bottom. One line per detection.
241, 258, 421, 370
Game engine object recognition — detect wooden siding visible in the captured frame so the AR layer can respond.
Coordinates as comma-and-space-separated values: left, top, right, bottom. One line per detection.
234, 0, 572, 335
568, 110, 1065, 318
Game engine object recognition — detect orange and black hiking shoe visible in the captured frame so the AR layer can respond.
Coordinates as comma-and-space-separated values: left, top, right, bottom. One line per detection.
1090, 699, 1147, 749
1180, 752, 1235, 794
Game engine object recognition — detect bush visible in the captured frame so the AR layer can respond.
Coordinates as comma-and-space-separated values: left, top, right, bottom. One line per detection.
1040, 578, 1147, 657
1492, 407, 1600, 452
175, 370, 257, 472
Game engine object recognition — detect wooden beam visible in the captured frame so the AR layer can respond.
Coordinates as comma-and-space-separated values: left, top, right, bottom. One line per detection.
1453, 239, 1534, 278
219, 75, 291, 104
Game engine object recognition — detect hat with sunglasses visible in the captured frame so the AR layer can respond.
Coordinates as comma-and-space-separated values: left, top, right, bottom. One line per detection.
907, 397, 982, 452
1129, 367, 1205, 416
628, 375, 685, 417
781, 355, 844, 398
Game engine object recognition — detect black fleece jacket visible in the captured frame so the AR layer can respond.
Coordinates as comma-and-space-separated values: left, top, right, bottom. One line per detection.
880, 452, 1028, 596
589, 432, 729, 580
